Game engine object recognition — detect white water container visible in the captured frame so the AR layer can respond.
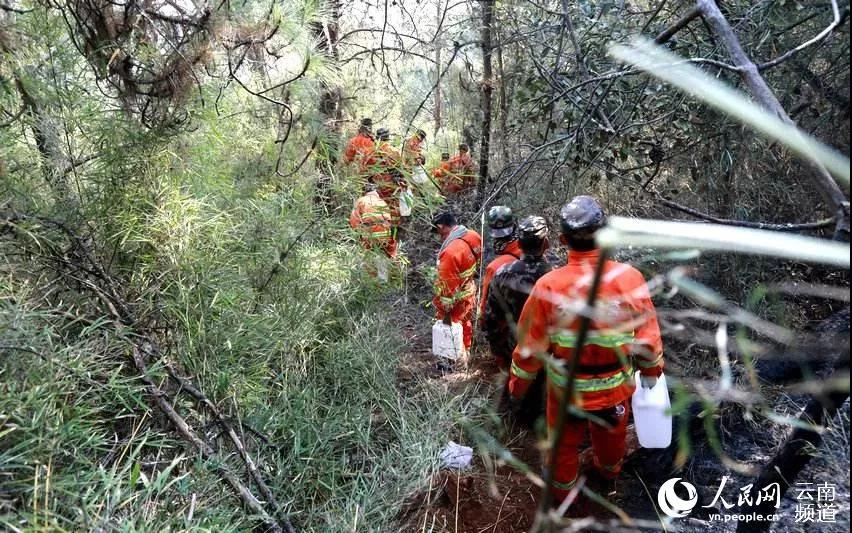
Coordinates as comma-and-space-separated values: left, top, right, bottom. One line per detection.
632, 372, 672, 448
432, 321, 464, 360
399, 187, 414, 217
374, 255, 389, 282
412, 165, 429, 185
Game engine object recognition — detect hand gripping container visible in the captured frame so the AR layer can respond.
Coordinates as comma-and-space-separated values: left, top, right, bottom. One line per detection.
432, 321, 464, 360
631, 372, 672, 448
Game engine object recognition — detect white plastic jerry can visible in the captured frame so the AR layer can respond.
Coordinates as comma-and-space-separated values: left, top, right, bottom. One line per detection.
412, 165, 429, 185
398, 187, 414, 217
432, 320, 465, 360
631, 372, 673, 448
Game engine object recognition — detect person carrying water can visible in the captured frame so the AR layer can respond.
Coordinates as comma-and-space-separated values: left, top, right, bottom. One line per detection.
508, 196, 664, 502
431, 211, 483, 356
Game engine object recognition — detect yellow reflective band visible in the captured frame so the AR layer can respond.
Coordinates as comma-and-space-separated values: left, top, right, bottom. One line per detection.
550, 330, 635, 349
460, 264, 478, 279
637, 353, 663, 368
598, 459, 623, 473
439, 287, 474, 305
547, 366, 633, 393
511, 361, 537, 381
553, 476, 578, 491
369, 230, 392, 239
361, 213, 387, 223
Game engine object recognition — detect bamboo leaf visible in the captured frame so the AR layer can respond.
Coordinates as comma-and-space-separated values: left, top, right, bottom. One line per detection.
597, 217, 850, 267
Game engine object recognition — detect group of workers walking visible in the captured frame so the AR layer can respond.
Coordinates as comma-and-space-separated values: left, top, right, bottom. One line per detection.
345, 119, 665, 508
346, 118, 478, 273
434, 198, 665, 505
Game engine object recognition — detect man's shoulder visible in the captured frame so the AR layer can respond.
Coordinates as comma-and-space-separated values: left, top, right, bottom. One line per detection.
534, 265, 571, 288
462, 230, 482, 246
605, 259, 647, 285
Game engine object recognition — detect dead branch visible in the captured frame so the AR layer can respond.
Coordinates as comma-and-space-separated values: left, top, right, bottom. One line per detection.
696, 0, 850, 240
758, 0, 844, 71
131, 346, 288, 533
164, 364, 295, 533
654, 5, 701, 44
656, 194, 837, 232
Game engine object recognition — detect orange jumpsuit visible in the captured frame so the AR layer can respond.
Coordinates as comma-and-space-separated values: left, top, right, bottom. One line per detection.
433, 227, 483, 349
343, 133, 375, 175
349, 191, 397, 258
432, 161, 452, 190
509, 248, 664, 501
478, 240, 523, 318
438, 152, 476, 194
403, 136, 426, 167
363, 142, 404, 224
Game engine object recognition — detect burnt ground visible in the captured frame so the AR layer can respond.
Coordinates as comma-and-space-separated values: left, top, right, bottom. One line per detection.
387, 221, 850, 533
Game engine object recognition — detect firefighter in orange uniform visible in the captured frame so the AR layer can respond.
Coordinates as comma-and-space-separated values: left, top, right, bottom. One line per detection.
349, 182, 397, 258
432, 212, 483, 353
432, 152, 452, 190
508, 196, 664, 502
343, 118, 375, 174
443, 143, 477, 195
403, 129, 427, 167
364, 128, 404, 228
479, 206, 523, 320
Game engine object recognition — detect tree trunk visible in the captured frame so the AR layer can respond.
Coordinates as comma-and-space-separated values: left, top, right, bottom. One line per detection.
477, 0, 495, 207
495, 26, 509, 168
314, 0, 343, 208
434, 0, 443, 137
697, 0, 850, 241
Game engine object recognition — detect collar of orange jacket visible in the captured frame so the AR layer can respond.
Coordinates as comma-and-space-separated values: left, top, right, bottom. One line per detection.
439, 225, 468, 254
567, 248, 602, 265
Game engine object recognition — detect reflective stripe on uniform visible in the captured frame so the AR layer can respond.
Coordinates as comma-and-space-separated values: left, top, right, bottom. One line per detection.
368, 229, 392, 239
439, 287, 475, 306
546, 365, 633, 392
361, 213, 388, 223
550, 330, 635, 349
637, 353, 663, 368
598, 458, 623, 473
511, 361, 537, 381
553, 476, 578, 491
460, 264, 478, 279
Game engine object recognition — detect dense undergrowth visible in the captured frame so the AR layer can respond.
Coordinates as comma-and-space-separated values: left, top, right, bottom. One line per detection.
0, 97, 473, 531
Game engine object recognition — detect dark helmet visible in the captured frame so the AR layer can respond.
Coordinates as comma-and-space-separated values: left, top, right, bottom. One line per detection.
431, 211, 457, 232
518, 216, 549, 255
458, 143, 470, 152
360, 117, 373, 128
559, 195, 606, 238
440, 152, 450, 161
416, 129, 427, 140
487, 206, 516, 239
376, 127, 390, 140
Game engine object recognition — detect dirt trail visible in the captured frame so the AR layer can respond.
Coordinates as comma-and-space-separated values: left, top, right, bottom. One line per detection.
387, 222, 846, 532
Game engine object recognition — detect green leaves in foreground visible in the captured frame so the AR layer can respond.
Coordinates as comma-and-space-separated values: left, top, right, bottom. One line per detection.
598, 216, 850, 267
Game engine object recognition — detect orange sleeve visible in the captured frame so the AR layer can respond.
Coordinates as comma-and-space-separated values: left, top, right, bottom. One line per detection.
433, 247, 464, 315
479, 262, 498, 319
360, 146, 377, 175
343, 139, 357, 164
508, 281, 551, 398
627, 270, 664, 377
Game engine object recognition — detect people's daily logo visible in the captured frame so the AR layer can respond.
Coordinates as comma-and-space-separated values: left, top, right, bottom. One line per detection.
657, 476, 835, 524
658, 478, 699, 518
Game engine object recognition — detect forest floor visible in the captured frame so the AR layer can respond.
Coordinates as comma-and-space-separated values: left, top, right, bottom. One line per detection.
385, 219, 850, 533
